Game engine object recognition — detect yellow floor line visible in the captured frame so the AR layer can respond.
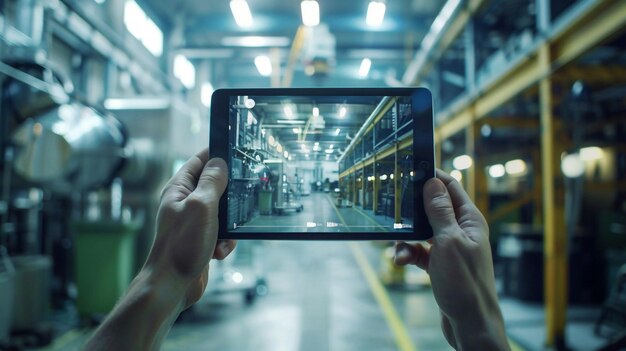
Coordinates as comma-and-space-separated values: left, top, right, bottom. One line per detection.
327, 196, 416, 351
509, 338, 526, 351
351, 205, 390, 232
349, 242, 417, 351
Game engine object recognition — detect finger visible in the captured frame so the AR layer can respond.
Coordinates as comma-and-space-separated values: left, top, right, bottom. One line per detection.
394, 241, 430, 271
161, 149, 210, 202
213, 240, 237, 260
196, 157, 228, 197
422, 177, 460, 236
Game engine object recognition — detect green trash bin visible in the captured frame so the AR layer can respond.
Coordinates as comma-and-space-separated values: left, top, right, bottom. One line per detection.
73, 221, 138, 316
258, 190, 273, 215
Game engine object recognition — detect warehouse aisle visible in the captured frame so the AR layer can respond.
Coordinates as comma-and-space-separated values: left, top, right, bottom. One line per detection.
161, 241, 450, 351
238, 193, 401, 233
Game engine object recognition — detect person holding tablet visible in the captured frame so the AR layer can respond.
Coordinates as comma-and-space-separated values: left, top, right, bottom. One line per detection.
84, 149, 510, 351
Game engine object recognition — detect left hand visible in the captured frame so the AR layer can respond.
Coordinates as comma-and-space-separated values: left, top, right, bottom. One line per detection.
144, 148, 236, 309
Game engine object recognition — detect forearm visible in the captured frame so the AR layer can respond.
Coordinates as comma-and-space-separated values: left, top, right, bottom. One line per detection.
83, 269, 187, 351
451, 306, 510, 351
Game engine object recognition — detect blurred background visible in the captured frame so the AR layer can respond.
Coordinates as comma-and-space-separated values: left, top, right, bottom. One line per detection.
0, 0, 625, 350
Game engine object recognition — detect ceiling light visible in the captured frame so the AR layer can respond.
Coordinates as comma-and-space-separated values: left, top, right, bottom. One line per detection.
366, 1, 386, 27
276, 143, 283, 153
173, 54, 195, 89
580, 146, 603, 161
300, 144, 307, 150
561, 153, 584, 178
284, 105, 294, 118
339, 106, 347, 118
268, 135, 275, 146
201, 82, 214, 108
254, 55, 272, 76
335, 128, 341, 136
314, 142, 319, 146
452, 155, 473, 170
505, 159, 527, 175
276, 120, 305, 124
301, 1, 320, 26
293, 128, 301, 134
230, 0, 253, 28
380, 174, 387, 180
221, 36, 289, 47
488, 164, 505, 178
244, 98, 255, 109
325, 149, 333, 154
329, 144, 334, 149
359, 58, 371, 78
313, 106, 319, 117
284, 151, 289, 158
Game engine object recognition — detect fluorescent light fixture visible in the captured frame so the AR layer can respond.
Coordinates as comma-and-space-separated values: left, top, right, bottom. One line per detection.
268, 135, 275, 146
283, 105, 294, 118
329, 144, 334, 149
410, 171, 414, 177
335, 128, 341, 136
201, 82, 214, 107
124, 1, 163, 57
359, 58, 372, 77
339, 106, 347, 118
390, 173, 394, 180
221, 36, 290, 47
452, 155, 473, 170
314, 142, 319, 146
580, 146, 603, 161
293, 128, 301, 134
301, 1, 320, 26
313, 106, 319, 117
230, 0, 253, 28
173, 54, 195, 89
505, 159, 527, 175
276, 143, 283, 153
276, 120, 305, 124
366, 1, 386, 27
284, 151, 289, 158
325, 149, 333, 154
254, 55, 272, 76
300, 144, 307, 150
450, 169, 463, 182
104, 97, 170, 110
488, 164, 505, 178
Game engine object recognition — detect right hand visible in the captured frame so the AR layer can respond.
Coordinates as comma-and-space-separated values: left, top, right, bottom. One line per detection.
394, 170, 510, 350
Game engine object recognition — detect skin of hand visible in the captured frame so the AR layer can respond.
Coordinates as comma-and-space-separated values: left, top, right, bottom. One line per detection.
394, 170, 510, 351
84, 149, 236, 351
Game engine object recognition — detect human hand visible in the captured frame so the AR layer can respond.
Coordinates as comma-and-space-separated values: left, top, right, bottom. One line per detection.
394, 170, 509, 350
144, 148, 236, 309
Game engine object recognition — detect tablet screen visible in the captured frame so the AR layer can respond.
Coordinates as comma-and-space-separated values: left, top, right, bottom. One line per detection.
211, 88, 434, 240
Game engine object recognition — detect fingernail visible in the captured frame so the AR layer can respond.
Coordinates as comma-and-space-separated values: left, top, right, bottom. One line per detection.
218, 241, 230, 252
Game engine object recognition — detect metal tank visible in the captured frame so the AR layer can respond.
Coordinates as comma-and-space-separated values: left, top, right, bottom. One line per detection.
11, 103, 127, 194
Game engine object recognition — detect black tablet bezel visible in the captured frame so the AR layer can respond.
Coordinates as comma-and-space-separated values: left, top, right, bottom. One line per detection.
209, 88, 434, 240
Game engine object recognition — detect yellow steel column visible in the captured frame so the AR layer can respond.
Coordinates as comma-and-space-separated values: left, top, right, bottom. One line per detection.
539, 44, 568, 349
361, 164, 366, 207
373, 156, 379, 213
394, 143, 401, 223
465, 109, 477, 200
532, 150, 543, 225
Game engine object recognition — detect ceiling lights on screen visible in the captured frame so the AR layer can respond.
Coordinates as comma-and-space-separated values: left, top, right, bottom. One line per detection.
301, 1, 320, 26
230, 0, 253, 28
366, 1, 386, 27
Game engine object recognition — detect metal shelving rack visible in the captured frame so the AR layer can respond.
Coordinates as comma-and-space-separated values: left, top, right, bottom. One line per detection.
403, 0, 626, 348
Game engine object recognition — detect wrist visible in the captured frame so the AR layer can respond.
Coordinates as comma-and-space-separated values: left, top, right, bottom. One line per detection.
129, 266, 189, 316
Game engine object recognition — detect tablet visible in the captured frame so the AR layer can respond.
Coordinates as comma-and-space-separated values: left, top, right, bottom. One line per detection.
209, 88, 434, 240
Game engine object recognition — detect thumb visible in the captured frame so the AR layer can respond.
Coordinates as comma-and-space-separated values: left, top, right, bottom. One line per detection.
195, 158, 228, 199
422, 178, 459, 236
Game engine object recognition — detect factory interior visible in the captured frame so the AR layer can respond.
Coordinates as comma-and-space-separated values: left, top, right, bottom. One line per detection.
0, 0, 625, 350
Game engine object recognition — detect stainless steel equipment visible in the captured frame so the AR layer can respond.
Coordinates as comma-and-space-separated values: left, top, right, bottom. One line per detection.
11, 103, 126, 193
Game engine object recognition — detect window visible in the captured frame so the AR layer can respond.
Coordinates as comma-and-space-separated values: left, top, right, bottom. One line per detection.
123, 0, 163, 57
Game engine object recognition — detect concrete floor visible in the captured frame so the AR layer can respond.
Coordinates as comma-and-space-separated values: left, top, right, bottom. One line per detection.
30, 192, 611, 351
